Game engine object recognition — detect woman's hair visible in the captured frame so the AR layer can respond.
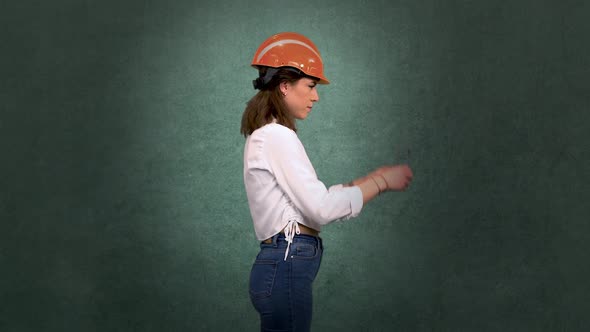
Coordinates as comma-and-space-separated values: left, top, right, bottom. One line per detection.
240, 67, 305, 137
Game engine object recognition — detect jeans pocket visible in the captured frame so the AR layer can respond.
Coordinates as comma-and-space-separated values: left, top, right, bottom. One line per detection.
249, 260, 278, 299
291, 243, 318, 259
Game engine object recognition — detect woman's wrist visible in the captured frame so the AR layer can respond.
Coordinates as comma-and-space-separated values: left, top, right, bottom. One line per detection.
368, 176, 382, 195
375, 174, 390, 192
371, 175, 387, 193
345, 173, 385, 190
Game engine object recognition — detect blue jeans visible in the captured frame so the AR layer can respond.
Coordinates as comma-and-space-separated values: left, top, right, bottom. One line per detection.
249, 233, 324, 332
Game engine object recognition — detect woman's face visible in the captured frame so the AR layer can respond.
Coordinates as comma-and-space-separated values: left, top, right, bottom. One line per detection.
281, 77, 320, 120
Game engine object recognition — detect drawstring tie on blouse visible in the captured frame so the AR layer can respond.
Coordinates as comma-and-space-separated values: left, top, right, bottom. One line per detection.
283, 219, 301, 261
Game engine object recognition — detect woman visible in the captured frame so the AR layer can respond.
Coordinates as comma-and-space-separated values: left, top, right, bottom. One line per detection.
241, 32, 413, 332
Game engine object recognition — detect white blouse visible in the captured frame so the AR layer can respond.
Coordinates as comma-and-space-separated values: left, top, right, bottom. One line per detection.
243, 119, 363, 259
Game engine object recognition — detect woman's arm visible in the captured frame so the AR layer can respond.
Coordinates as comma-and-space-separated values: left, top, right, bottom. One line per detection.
344, 165, 414, 204
263, 124, 413, 223
265, 126, 364, 225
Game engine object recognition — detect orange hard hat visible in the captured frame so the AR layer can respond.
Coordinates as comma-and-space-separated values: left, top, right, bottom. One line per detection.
251, 32, 329, 85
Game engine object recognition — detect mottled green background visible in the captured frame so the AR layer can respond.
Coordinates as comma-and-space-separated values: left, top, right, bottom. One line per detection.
2, 0, 589, 331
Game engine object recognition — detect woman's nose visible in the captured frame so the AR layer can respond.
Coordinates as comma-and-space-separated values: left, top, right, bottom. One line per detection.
311, 89, 319, 102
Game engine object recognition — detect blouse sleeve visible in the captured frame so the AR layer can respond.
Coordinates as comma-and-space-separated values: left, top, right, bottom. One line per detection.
265, 125, 363, 225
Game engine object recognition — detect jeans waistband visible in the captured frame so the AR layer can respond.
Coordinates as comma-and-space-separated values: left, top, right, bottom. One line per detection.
261, 232, 323, 248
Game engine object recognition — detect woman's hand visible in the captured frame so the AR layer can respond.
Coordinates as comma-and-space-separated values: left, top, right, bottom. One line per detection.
370, 165, 413, 192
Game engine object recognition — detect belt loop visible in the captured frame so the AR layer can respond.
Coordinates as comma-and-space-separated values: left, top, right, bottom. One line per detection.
272, 233, 279, 247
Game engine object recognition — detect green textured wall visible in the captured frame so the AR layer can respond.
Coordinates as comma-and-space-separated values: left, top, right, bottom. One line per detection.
2, 0, 589, 331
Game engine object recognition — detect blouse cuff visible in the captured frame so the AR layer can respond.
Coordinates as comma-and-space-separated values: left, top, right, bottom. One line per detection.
349, 185, 363, 217
328, 183, 364, 220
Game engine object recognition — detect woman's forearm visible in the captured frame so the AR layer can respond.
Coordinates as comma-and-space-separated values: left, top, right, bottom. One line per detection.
344, 174, 387, 204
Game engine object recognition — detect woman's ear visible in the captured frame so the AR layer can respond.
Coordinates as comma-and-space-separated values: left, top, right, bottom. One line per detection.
279, 81, 289, 96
